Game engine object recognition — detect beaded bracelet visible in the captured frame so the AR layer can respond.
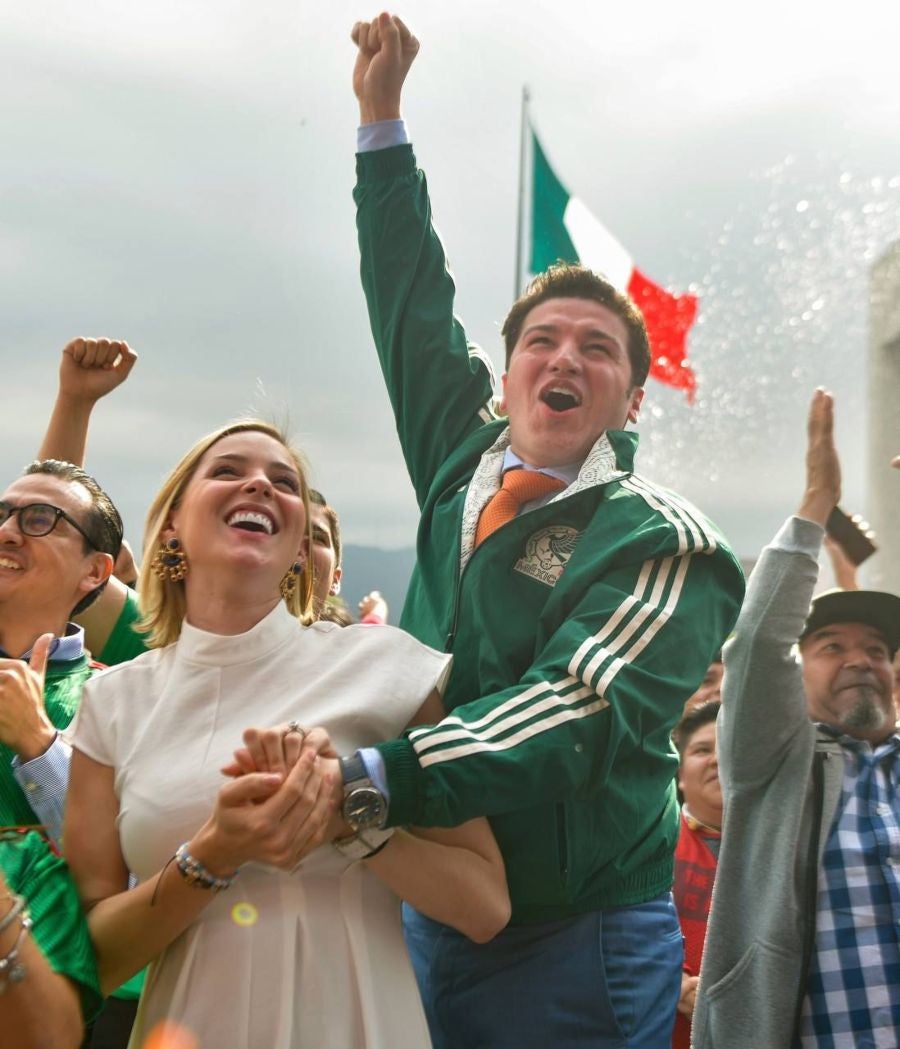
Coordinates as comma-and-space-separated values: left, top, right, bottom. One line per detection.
0, 895, 25, 936
0, 914, 33, 994
174, 843, 238, 892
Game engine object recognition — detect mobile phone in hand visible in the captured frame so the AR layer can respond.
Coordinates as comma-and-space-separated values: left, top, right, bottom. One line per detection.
825, 507, 877, 566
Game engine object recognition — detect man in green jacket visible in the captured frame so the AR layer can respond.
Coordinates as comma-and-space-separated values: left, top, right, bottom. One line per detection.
334, 15, 744, 1047
0, 460, 120, 846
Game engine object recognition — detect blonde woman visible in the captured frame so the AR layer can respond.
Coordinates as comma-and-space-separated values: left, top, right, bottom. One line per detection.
64, 422, 509, 1049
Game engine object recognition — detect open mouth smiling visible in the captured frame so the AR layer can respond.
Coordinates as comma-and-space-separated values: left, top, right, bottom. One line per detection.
540, 386, 582, 413
226, 510, 276, 535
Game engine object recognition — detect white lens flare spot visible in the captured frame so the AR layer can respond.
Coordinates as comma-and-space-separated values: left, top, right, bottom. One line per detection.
231, 901, 259, 927
143, 1020, 198, 1049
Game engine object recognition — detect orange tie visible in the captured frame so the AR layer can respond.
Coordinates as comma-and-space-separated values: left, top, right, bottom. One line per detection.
475, 469, 566, 547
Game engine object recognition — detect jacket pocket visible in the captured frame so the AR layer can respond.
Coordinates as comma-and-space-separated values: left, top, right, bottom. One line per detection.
694, 939, 799, 1049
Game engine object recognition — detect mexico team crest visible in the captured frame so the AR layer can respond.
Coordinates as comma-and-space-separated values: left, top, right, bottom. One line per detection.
514, 526, 582, 587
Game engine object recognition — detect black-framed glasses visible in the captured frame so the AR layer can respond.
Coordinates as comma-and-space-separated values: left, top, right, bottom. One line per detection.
0, 501, 97, 550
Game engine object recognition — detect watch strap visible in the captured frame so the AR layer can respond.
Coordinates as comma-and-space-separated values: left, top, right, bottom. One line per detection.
339, 752, 368, 786
332, 827, 394, 862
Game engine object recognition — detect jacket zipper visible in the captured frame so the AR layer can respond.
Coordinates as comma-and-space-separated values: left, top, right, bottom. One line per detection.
445, 557, 467, 648
557, 803, 569, 882
444, 477, 614, 648
444, 513, 508, 647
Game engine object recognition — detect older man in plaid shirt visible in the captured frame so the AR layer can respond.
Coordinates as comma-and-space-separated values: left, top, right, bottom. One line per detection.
693, 390, 900, 1049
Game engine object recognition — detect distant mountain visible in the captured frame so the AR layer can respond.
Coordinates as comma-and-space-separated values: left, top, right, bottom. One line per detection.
340, 545, 416, 624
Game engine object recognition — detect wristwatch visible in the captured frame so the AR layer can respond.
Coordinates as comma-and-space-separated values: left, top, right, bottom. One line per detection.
339, 753, 388, 831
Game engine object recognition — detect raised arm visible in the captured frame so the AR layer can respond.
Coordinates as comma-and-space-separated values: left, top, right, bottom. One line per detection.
352, 15, 500, 502
796, 390, 841, 529
351, 12, 418, 125
717, 389, 841, 785
37, 339, 138, 659
38, 338, 137, 465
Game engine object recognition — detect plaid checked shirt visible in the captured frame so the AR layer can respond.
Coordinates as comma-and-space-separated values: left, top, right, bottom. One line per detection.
798, 729, 900, 1047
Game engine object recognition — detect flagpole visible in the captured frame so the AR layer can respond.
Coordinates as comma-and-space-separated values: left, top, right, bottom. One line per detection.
514, 84, 530, 300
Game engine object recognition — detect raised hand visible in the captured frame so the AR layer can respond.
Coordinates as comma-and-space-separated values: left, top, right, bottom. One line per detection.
0, 633, 55, 760
39, 337, 138, 464
59, 338, 137, 404
351, 12, 419, 123
797, 388, 841, 527
358, 590, 388, 622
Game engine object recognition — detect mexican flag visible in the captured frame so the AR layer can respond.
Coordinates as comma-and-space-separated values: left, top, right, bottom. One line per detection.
528, 128, 698, 400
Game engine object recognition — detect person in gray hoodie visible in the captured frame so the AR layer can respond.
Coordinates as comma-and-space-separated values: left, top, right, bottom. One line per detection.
693, 389, 900, 1048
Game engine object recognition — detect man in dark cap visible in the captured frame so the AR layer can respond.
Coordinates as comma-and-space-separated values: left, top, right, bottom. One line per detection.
694, 389, 900, 1048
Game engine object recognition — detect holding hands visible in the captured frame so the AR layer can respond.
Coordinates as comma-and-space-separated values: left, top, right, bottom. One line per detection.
207, 723, 343, 873
192, 747, 334, 876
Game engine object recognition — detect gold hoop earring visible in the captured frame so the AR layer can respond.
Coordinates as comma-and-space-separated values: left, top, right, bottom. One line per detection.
150, 537, 189, 582
280, 561, 303, 601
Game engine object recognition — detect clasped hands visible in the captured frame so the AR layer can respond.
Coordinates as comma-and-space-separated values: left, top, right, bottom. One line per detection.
191, 724, 345, 878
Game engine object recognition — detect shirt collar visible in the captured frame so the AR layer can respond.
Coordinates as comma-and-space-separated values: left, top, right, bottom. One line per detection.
0, 623, 85, 663
502, 449, 582, 487
682, 804, 722, 836
816, 722, 900, 759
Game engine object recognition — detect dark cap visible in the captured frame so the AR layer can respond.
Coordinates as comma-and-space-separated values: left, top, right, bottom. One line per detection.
799, 589, 900, 656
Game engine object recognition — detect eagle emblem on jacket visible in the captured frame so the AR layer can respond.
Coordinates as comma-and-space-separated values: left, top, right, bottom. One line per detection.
514, 526, 582, 587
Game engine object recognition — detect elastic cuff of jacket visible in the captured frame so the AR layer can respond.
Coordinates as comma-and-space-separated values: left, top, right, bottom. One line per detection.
775, 515, 825, 558
355, 143, 416, 183
375, 737, 422, 827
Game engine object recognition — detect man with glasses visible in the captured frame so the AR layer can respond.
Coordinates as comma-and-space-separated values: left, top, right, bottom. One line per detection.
0, 459, 121, 848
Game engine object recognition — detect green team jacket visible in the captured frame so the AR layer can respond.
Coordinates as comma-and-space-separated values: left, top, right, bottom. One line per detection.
0, 830, 102, 1022
355, 144, 745, 924
0, 658, 93, 830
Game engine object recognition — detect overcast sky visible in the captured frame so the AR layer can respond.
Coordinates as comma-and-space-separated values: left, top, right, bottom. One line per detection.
2, 1, 899, 574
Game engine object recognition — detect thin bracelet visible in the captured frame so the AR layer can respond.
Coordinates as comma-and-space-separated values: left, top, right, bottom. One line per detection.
174, 843, 238, 891
0, 914, 33, 994
0, 895, 25, 936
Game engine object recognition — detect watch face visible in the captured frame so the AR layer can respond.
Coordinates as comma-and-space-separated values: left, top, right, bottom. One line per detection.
343, 786, 387, 830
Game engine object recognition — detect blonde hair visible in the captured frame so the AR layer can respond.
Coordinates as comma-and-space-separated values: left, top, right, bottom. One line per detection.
137, 420, 315, 648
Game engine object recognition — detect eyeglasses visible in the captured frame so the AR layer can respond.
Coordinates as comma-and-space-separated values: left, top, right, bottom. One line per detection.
0, 501, 97, 550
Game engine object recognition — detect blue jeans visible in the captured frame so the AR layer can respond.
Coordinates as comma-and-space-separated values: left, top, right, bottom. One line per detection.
403, 894, 683, 1048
